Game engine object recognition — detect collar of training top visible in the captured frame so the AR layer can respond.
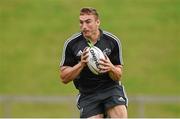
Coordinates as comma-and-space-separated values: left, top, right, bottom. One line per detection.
82, 29, 103, 43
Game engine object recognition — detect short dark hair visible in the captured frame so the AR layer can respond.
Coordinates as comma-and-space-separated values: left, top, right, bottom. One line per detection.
80, 7, 99, 19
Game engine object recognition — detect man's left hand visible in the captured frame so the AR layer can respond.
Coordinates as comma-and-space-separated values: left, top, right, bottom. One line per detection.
98, 55, 115, 73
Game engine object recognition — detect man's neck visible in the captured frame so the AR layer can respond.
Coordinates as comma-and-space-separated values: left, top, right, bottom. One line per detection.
87, 29, 100, 44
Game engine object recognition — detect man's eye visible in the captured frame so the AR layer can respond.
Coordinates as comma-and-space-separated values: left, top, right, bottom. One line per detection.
86, 21, 91, 24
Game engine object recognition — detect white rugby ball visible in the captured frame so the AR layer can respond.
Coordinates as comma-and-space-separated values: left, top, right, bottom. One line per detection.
87, 46, 105, 75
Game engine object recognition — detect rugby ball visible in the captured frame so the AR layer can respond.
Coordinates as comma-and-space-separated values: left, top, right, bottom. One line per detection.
87, 46, 105, 75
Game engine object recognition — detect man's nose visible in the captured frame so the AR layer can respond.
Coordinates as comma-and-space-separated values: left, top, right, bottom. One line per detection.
82, 23, 87, 30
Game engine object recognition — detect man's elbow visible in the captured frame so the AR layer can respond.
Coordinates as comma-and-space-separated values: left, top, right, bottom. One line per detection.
61, 79, 69, 84
60, 75, 69, 84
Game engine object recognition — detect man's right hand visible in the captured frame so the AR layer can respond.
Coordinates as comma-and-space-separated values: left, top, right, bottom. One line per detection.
80, 47, 89, 68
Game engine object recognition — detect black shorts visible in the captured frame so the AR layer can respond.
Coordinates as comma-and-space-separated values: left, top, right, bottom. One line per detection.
76, 85, 128, 118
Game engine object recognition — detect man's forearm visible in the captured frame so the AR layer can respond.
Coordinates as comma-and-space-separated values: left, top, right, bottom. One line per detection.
109, 65, 122, 81
60, 62, 84, 84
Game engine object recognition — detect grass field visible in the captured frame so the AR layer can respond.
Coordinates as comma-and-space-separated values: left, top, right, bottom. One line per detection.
0, 0, 180, 117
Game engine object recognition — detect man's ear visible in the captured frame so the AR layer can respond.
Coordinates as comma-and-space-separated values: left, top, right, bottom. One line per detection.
96, 19, 100, 26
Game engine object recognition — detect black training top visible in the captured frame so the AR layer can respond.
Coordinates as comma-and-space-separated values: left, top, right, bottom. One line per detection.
60, 29, 124, 94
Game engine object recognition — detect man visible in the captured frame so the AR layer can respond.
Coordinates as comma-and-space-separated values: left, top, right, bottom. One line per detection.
59, 7, 128, 118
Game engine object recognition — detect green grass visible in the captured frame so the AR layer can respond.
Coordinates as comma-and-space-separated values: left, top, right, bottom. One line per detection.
0, 0, 180, 117
127, 103, 180, 118
145, 104, 180, 118
11, 102, 79, 118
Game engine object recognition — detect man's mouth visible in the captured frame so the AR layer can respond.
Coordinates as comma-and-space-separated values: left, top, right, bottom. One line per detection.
83, 30, 89, 33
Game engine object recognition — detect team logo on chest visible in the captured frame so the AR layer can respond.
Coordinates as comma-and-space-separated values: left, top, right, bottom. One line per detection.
103, 48, 111, 56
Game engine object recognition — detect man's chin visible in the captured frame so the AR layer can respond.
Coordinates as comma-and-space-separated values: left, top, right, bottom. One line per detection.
83, 33, 91, 38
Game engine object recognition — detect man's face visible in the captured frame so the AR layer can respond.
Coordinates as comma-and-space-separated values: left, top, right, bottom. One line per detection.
79, 14, 100, 38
